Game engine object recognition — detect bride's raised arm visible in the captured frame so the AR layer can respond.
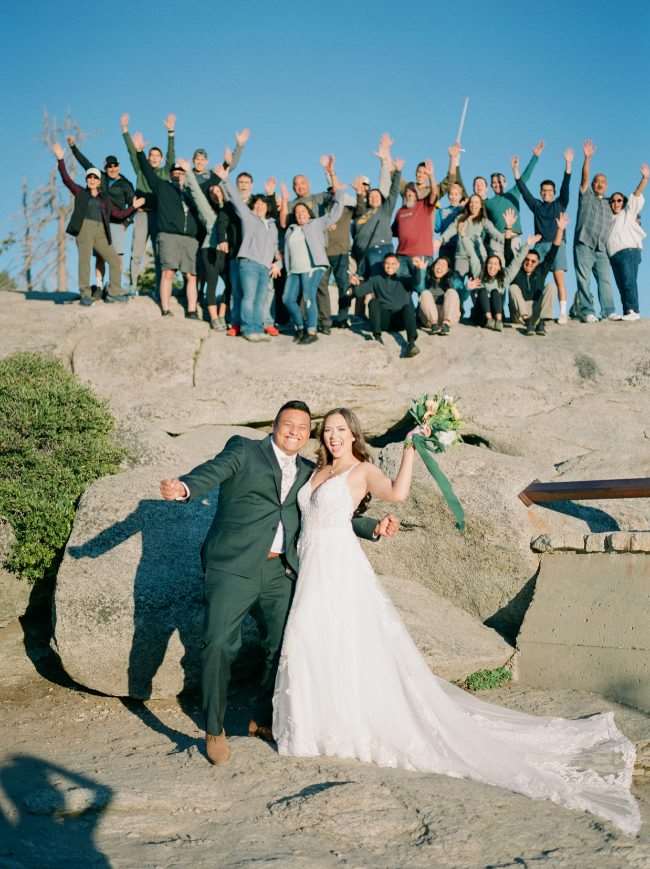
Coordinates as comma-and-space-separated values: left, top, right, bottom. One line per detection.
362, 432, 423, 503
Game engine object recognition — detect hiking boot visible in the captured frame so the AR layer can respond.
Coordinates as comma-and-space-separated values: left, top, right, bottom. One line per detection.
300, 332, 318, 345
79, 296, 94, 307
185, 310, 200, 320
405, 342, 420, 358
494, 319, 503, 332
429, 324, 440, 335
206, 731, 230, 765
440, 323, 450, 336
161, 309, 174, 317
524, 319, 535, 336
373, 333, 384, 344
293, 329, 305, 343
535, 321, 547, 336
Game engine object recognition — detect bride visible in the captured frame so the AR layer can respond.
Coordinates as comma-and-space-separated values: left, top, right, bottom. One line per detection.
272, 407, 641, 835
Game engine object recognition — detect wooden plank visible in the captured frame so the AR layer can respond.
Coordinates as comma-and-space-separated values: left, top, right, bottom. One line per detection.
519, 477, 650, 506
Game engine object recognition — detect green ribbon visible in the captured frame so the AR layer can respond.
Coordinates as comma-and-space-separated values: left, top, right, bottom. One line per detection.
412, 435, 465, 532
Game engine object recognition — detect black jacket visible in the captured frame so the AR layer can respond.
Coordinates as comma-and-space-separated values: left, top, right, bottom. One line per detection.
137, 151, 200, 238
57, 160, 133, 244
70, 144, 135, 223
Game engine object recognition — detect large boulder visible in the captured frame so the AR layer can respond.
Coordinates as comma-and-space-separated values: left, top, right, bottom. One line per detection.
367, 441, 599, 640
54, 461, 511, 698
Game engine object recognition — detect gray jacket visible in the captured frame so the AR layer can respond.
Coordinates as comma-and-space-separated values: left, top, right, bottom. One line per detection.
223, 177, 279, 268
284, 191, 344, 272
184, 169, 219, 249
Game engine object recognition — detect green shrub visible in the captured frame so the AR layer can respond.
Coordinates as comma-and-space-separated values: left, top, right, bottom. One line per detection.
463, 666, 512, 692
0, 353, 125, 583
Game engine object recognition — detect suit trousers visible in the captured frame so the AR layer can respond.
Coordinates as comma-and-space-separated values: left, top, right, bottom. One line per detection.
202, 558, 294, 735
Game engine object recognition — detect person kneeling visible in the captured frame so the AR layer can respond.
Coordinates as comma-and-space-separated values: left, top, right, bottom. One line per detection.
350, 253, 420, 357
510, 214, 568, 336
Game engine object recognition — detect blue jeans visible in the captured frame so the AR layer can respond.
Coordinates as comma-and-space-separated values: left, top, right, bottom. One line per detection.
572, 242, 614, 319
239, 258, 269, 335
229, 259, 242, 326
398, 254, 430, 307
610, 247, 641, 313
327, 253, 351, 312
362, 244, 394, 277
283, 268, 325, 332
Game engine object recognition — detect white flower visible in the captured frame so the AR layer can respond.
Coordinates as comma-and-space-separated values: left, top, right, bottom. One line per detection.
437, 430, 456, 448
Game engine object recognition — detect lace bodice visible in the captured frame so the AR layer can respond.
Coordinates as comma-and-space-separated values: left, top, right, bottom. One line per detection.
297, 469, 356, 547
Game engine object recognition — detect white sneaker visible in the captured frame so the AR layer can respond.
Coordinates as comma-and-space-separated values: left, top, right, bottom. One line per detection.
608, 312, 623, 321
557, 314, 568, 325
622, 311, 641, 321
583, 313, 598, 323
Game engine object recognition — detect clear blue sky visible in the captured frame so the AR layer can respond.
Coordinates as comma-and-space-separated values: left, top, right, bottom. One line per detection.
3, 0, 649, 311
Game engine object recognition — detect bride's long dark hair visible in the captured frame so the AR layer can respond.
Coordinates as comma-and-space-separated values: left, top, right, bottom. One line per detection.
317, 407, 372, 515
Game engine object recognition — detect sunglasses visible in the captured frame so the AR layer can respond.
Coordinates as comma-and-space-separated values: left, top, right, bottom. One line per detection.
610, 197, 624, 204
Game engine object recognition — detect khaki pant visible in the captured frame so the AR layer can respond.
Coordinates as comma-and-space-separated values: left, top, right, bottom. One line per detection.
509, 283, 555, 327
76, 219, 124, 299
418, 288, 461, 327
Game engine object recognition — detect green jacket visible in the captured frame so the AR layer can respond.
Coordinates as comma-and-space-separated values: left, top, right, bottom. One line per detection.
179, 436, 378, 577
122, 130, 175, 194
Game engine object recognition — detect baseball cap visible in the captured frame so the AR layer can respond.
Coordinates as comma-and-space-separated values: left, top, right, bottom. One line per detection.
104, 155, 119, 167
360, 176, 371, 186
85, 167, 101, 179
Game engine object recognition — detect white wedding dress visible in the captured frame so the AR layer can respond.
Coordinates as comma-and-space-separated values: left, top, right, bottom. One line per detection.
272, 469, 641, 835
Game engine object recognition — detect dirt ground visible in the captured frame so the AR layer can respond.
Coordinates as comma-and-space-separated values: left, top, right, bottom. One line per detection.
1, 607, 649, 869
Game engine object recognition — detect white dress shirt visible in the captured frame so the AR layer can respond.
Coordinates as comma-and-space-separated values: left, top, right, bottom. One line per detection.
269, 438, 298, 553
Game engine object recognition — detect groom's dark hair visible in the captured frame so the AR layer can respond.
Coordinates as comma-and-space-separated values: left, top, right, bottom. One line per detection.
274, 400, 311, 424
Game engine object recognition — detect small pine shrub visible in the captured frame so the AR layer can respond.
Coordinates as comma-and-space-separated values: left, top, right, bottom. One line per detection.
0, 353, 125, 583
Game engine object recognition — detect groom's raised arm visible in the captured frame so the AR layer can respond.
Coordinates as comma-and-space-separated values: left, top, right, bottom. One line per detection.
160, 436, 246, 502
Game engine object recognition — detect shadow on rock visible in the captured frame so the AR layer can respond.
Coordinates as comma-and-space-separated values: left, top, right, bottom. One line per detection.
485, 565, 541, 646
0, 754, 113, 868
536, 499, 620, 533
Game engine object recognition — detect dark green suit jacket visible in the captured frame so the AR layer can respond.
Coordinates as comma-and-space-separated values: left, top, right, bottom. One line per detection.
180, 436, 377, 577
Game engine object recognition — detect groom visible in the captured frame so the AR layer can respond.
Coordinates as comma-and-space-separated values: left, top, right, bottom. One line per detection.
160, 400, 398, 764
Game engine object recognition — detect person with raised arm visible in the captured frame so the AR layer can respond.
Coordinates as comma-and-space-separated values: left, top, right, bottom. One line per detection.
485, 140, 544, 253
414, 255, 465, 336
214, 163, 282, 342
177, 158, 231, 330
66, 134, 136, 295
350, 251, 420, 358
280, 174, 346, 345
508, 213, 569, 335
352, 159, 402, 278
514, 148, 573, 324
392, 159, 438, 289
120, 112, 176, 290
271, 406, 640, 837
607, 163, 648, 321
571, 139, 615, 322
439, 194, 503, 279
52, 143, 144, 305
132, 131, 201, 318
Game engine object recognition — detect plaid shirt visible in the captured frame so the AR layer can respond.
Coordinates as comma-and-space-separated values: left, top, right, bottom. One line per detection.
575, 187, 613, 250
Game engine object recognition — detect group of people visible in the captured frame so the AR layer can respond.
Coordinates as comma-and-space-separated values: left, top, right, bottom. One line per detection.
52, 118, 648, 355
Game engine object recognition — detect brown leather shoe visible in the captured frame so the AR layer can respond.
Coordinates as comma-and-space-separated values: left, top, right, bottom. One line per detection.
248, 719, 275, 743
205, 730, 230, 765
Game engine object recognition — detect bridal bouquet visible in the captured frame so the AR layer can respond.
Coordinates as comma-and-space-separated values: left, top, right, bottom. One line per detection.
407, 392, 465, 531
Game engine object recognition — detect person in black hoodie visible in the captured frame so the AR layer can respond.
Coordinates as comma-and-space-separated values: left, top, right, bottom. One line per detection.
67, 135, 135, 291
133, 132, 201, 318
52, 143, 143, 305
350, 252, 420, 357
